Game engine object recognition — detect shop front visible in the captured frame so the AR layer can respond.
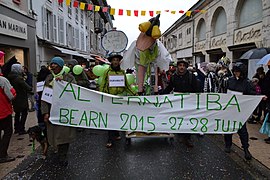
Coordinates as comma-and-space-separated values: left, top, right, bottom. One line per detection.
0, 5, 36, 73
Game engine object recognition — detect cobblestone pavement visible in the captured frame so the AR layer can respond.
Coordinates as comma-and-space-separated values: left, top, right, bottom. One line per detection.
0, 112, 269, 178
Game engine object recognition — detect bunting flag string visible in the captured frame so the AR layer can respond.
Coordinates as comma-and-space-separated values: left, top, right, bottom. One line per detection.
58, 0, 206, 17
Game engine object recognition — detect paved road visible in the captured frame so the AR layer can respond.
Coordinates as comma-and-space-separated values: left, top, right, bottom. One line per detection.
3, 130, 269, 179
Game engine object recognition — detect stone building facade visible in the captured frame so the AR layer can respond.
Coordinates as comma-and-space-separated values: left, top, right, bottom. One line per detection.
162, 0, 270, 67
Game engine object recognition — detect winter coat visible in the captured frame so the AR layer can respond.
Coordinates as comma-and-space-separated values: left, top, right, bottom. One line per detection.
162, 70, 200, 94
0, 76, 16, 119
226, 76, 256, 95
99, 67, 135, 96
41, 73, 77, 148
7, 72, 32, 112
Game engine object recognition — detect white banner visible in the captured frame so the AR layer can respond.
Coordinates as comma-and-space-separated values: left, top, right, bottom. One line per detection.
50, 81, 262, 134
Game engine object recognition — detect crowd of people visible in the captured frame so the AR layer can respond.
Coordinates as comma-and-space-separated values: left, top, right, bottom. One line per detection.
0, 51, 269, 166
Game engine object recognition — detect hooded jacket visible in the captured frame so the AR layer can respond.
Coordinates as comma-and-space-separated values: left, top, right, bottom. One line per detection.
0, 75, 16, 119
7, 65, 32, 112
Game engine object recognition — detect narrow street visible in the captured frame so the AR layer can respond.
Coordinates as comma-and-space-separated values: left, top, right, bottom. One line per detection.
3, 129, 269, 179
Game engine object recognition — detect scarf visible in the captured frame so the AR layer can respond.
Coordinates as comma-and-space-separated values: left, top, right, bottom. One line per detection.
49, 68, 65, 87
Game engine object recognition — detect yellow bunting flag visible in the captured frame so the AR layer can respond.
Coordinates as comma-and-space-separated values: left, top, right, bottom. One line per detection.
141, 10, 146, 16
110, 8, 115, 15
171, 11, 176, 14
127, 10, 131, 16
95, 5, 100, 12
80, 2, 85, 10
186, 11, 192, 17
66, 0, 71, 6
201, 10, 207, 13
156, 11, 161, 14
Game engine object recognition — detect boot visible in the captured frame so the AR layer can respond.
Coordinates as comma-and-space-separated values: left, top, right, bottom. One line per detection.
244, 148, 252, 160
224, 147, 231, 153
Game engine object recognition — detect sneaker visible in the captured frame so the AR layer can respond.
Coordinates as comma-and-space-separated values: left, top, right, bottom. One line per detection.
264, 137, 270, 142
244, 149, 252, 160
0, 156, 15, 163
224, 147, 231, 153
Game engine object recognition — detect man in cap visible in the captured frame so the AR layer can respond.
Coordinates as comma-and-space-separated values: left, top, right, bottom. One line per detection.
99, 53, 136, 148
162, 59, 200, 148
41, 57, 77, 166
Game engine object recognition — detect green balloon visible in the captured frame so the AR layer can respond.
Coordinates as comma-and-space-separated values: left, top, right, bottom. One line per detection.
103, 64, 110, 70
126, 74, 135, 85
73, 65, 83, 75
98, 76, 103, 85
93, 65, 105, 77
131, 85, 138, 92
63, 66, 70, 73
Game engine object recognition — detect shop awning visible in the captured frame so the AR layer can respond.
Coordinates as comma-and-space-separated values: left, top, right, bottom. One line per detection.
52, 46, 93, 60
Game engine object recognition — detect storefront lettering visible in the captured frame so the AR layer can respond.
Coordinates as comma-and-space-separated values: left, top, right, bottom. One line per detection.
195, 41, 205, 51
234, 28, 261, 44
0, 14, 27, 39
210, 37, 226, 48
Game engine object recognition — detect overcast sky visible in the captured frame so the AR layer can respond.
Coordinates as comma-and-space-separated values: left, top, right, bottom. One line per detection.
106, 0, 198, 47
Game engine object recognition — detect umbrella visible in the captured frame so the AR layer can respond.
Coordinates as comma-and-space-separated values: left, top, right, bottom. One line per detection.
239, 48, 270, 59
257, 54, 270, 65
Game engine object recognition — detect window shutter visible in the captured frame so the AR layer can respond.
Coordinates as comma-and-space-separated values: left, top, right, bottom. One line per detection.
42, 6, 48, 39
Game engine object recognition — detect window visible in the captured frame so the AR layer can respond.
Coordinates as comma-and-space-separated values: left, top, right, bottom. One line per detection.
86, 35, 90, 51
75, 29, 79, 49
75, 8, 79, 22
68, 5, 72, 17
81, 32, 85, 51
53, 14, 57, 43
238, 0, 262, 28
187, 27, 191, 35
81, 11, 84, 25
178, 33, 182, 39
197, 19, 206, 41
58, 16, 64, 44
90, 30, 94, 48
67, 23, 73, 47
213, 8, 227, 36
42, 7, 53, 40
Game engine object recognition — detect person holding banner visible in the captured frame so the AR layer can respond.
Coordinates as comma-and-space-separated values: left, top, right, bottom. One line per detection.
41, 57, 76, 166
99, 53, 136, 148
224, 62, 256, 160
162, 59, 200, 148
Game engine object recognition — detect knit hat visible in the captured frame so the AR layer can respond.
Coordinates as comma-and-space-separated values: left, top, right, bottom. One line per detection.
50, 57, 64, 67
67, 59, 78, 67
11, 64, 23, 74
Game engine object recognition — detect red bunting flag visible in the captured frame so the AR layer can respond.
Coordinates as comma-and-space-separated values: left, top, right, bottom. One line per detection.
87, 4, 93, 10
58, 0, 63, 3
119, 9, 123, 15
194, 10, 200, 13
134, 10, 138, 17
165, 10, 169, 12
102, 7, 108, 12
149, 11, 154, 17
73, 0, 79, 8
179, 10, 184, 13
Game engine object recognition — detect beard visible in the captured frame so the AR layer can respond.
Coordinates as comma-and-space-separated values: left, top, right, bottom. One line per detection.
111, 64, 120, 71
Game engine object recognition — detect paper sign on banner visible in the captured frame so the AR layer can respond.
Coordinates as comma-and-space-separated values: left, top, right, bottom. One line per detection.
41, 86, 53, 104
109, 75, 125, 87
36, 81, 45, 92
49, 81, 263, 134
